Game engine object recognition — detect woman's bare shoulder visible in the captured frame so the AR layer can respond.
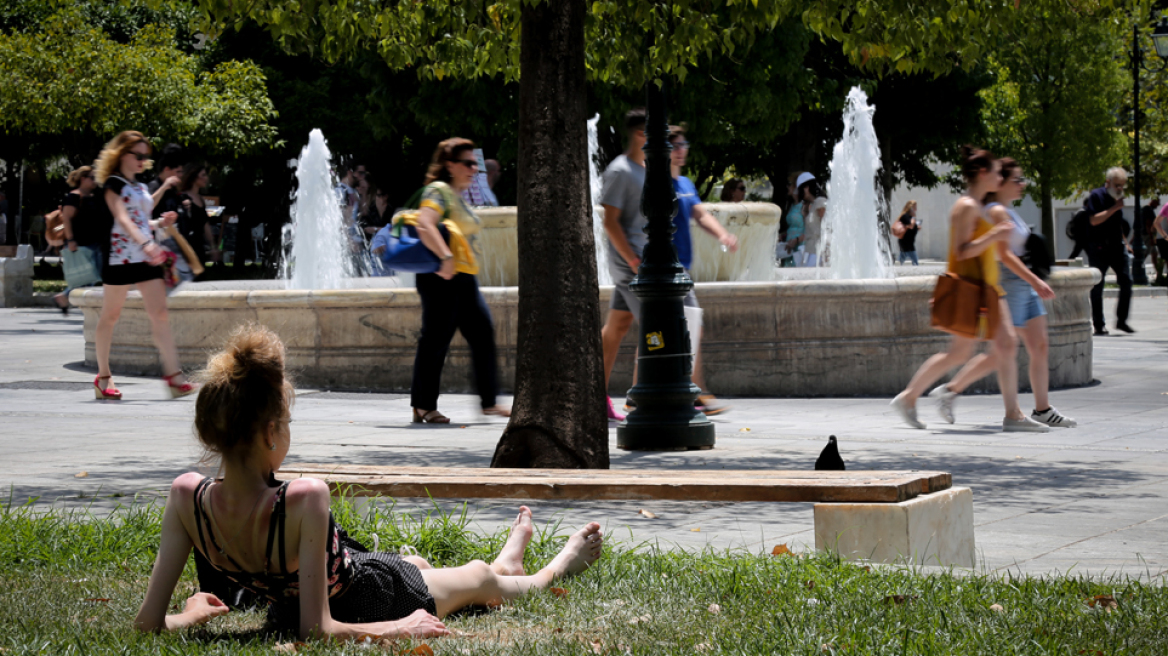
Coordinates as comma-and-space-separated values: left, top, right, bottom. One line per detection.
283, 477, 332, 512
167, 472, 205, 508
986, 204, 1011, 223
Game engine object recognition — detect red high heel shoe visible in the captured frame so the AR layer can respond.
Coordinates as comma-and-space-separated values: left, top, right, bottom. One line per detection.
163, 372, 198, 399
94, 375, 122, 400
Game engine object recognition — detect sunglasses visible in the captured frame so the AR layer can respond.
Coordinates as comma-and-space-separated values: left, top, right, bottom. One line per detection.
128, 152, 150, 161
453, 159, 479, 168
672, 141, 691, 149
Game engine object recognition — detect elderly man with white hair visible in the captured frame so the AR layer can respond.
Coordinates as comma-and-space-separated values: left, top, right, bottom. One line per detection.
1082, 167, 1135, 335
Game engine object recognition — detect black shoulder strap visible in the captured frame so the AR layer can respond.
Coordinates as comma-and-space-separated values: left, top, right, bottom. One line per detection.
191, 477, 214, 557
265, 481, 291, 574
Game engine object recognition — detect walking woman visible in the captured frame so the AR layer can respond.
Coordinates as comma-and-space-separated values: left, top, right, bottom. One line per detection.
890, 146, 1048, 432
797, 173, 827, 267
135, 325, 603, 640
926, 159, 1074, 428
780, 172, 805, 265
53, 166, 102, 313
178, 162, 221, 267
410, 138, 509, 423
93, 131, 196, 400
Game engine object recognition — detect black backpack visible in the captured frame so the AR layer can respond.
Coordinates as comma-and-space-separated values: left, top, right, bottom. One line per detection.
1023, 233, 1052, 280
1066, 209, 1091, 245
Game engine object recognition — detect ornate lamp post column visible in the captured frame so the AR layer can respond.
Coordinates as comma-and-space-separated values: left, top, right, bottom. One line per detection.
616, 81, 716, 451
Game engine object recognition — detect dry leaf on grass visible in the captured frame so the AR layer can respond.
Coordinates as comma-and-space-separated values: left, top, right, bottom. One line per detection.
1087, 595, 1118, 611
771, 544, 792, 556
84, 598, 110, 603
695, 644, 712, 652
628, 614, 652, 625
404, 646, 434, 656
804, 580, 816, 590
862, 566, 872, 573
707, 603, 721, 614
75, 471, 88, 478
638, 509, 657, 519
550, 587, 569, 598
272, 643, 307, 653
883, 594, 919, 605
989, 603, 1004, 613
591, 641, 604, 654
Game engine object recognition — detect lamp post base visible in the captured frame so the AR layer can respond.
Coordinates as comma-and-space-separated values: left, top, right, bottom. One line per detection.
617, 382, 716, 451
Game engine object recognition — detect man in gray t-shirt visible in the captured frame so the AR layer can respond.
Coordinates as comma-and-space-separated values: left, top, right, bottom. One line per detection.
600, 153, 647, 267
600, 109, 648, 419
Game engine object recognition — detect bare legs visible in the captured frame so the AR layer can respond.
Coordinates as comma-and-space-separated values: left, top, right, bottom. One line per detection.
601, 309, 635, 388
418, 508, 603, 618
900, 336, 977, 406
937, 301, 1030, 420
95, 280, 186, 390
1016, 316, 1050, 411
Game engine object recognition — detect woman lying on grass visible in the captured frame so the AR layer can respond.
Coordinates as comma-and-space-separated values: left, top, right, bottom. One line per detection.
135, 324, 603, 640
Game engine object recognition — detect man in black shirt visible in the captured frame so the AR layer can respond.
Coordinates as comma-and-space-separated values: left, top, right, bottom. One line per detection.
1082, 167, 1134, 335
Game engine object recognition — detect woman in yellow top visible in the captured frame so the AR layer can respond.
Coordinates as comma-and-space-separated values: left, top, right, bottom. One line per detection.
891, 146, 1048, 432
410, 138, 510, 423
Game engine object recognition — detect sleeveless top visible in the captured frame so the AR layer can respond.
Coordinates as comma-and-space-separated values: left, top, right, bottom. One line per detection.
947, 199, 1003, 296
984, 202, 1029, 257
785, 202, 804, 241
104, 175, 153, 266
192, 477, 354, 603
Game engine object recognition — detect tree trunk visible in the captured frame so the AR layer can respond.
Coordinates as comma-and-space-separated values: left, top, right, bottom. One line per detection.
1041, 184, 1055, 259
490, 0, 609, 469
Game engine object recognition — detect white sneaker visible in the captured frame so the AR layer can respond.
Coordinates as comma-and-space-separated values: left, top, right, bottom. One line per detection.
929, 385, 958, 424
1003, 416, 1050, 433
1032, 407, 1077, 428
891, 393, 926, 429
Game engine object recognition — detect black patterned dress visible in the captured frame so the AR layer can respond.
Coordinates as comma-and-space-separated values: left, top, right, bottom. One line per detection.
191, 477, 435, 630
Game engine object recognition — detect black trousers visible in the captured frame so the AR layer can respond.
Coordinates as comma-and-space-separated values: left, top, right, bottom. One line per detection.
1087, 247, 1131, 330
411, 272, 498, 410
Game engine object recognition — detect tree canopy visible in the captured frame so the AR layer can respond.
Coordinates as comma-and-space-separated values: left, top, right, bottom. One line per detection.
0, 0, 278, 162
977, 0, 1128, 240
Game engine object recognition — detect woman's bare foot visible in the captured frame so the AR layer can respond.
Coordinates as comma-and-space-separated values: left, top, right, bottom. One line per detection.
491, 506, 534, 576
545, 522, 603, 579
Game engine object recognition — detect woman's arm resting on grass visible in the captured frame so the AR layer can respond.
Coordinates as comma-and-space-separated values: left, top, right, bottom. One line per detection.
135, 474, 230, 632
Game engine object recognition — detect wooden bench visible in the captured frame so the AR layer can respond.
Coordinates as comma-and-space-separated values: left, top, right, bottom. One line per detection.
278, 464, 975, 567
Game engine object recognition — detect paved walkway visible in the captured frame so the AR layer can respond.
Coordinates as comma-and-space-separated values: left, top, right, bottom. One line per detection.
0, 298, 1165, 577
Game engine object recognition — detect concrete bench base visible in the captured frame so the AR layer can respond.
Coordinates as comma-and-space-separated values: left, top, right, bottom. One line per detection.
814, 487, 975, 567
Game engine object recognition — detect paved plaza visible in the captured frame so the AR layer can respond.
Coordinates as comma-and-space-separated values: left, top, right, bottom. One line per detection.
0, 298, 1165, 578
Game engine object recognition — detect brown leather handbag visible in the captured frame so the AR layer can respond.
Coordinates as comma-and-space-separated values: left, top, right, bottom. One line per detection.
930, 259, 1000, 340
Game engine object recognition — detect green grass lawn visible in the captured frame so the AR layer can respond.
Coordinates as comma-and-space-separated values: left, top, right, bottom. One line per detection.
32, 279, 67, 293
2, 496, 1165, 655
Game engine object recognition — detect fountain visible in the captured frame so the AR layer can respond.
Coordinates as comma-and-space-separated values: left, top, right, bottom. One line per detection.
75, 117, 1097, 396
282, 129, 358, 290
819, 87, 893, 280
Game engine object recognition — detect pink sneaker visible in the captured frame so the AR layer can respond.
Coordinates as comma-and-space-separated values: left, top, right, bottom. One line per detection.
606, 396, 626, 421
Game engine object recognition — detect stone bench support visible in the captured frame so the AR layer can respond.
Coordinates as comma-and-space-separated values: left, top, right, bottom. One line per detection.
814, 486, 975, 567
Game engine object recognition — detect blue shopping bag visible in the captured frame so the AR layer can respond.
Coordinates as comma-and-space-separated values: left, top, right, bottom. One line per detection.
62, 245, 103, 289
370, 222, 449, 274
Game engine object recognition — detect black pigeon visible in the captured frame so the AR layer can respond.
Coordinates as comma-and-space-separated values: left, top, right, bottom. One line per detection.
815, 435, 845, 471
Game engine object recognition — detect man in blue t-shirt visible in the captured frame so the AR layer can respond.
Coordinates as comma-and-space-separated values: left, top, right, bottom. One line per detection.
1082, 167, 1134, 335
668, 126, 738, 415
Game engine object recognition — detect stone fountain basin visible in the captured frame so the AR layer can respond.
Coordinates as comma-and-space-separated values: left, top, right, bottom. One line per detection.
73, 267, 1097, 397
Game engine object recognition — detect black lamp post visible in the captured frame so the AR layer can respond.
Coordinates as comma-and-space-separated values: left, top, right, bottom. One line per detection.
615, 81, 716, 451
1131, 19, 1168, 285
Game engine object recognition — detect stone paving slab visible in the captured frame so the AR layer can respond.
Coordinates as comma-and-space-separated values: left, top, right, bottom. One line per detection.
0, 296, 1165, 578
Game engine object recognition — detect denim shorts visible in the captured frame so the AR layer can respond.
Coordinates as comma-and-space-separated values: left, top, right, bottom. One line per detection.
1000, 266, 1046, 327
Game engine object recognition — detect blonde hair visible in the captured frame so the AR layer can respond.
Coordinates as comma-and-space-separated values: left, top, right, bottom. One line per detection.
66, 166, 93, 189
195, 324, 294, 462
900, 200, 917, 215
93, 131, 152, 184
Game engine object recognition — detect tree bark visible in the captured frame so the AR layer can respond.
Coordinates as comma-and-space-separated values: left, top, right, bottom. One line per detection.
490, 0, 609, 469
